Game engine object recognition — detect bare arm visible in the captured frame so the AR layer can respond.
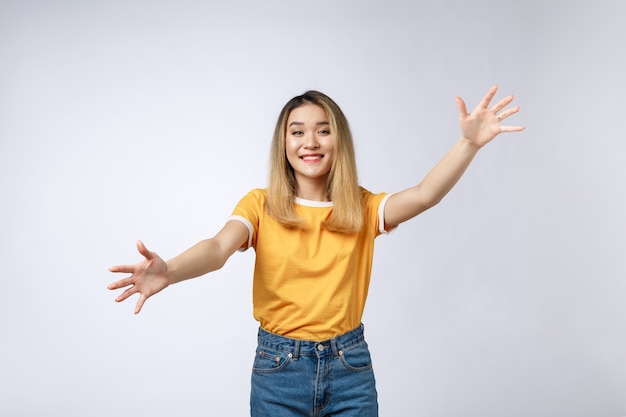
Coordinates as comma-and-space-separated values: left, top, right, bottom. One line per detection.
384, 85, 525, 228
108, 219, 249, 314
165, 220, 249, 284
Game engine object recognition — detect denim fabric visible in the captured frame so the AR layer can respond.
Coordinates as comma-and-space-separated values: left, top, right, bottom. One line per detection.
250, 324, 378, 417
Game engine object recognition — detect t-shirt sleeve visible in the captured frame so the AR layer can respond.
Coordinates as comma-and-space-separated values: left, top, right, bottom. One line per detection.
228, 188, 265, 251
362, 188, 396, 236
377, 192, 396, 234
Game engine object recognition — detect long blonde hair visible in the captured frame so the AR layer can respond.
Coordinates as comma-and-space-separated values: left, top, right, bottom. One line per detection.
266, 90, 363, 233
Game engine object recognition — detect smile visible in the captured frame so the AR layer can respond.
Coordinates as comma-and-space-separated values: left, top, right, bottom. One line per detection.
301, 155, 323, 162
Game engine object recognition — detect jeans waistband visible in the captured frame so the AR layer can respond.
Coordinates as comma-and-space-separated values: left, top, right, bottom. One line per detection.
257, 324, 366, 360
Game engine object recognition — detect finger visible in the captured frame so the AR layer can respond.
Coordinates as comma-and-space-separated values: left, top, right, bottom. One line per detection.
135, 294, 147, 314
491, 95, 515, 114
496, 107, 521, 123
109, 264, 135, 274
495, 101, 522, 121
478, 85, 498, 109
107, 275, 136, 290
499, 125, 526, 133
115, 285, 138, 303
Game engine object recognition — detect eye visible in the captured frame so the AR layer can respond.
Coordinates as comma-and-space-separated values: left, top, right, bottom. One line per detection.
318, 129, 330, 135
290, 130, 303, 136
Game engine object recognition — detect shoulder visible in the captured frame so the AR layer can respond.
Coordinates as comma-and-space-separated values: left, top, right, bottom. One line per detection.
248, 188, 268, 197
239, 188, 268, 203
359, 186, 388, 206
233, 188, 268, 215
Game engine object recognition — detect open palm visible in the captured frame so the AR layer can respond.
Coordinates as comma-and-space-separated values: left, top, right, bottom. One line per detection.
456, 85, 524, 148
108, 240, 169, 314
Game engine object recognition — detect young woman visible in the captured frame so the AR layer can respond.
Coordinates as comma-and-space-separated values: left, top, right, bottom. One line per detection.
108, 86, 524, 416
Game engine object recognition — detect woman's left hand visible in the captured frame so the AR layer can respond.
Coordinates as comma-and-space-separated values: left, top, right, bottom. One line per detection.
455, 85, 525, 148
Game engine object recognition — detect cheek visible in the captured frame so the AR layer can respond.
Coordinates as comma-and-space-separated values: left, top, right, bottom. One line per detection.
285, 139, 298, 157
284, 141, 301, 168
323, 136, 335, 153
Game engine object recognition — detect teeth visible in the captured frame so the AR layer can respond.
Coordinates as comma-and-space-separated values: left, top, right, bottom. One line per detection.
302, 156, 321, 161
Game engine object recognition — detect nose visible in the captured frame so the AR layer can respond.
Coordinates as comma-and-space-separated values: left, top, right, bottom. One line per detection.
304, 132, 320, 149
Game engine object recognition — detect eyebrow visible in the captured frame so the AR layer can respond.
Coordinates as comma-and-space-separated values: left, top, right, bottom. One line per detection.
288, 121, 330, 127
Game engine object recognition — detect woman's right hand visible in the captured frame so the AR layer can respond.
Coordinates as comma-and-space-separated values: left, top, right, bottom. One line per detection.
108, 240, 169, 314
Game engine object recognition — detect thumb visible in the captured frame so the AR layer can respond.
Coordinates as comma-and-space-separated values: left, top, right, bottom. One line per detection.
136, 240, 155, 261
455, 96, 468, 121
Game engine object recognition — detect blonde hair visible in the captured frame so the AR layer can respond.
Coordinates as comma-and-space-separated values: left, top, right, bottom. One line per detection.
266, 90, 363, 233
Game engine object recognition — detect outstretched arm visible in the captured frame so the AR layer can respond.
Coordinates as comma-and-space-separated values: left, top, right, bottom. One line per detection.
108, 219, 249, 314
384, 85, 524, 228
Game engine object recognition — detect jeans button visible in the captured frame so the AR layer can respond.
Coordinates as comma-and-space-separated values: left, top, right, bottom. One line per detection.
317, 344, 324, 351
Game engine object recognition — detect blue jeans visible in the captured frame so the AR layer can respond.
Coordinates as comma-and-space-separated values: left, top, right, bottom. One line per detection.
250, 324, 378, 417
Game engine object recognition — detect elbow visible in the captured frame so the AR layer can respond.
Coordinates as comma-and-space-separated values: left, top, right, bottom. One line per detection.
215, 255, 229, 271
411, 184, 443, 213
429, 196, 444, 209
208, 239, 235, 272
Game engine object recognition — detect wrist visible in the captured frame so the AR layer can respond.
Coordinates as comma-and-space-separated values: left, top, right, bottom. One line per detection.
458, 136, 482, 153
164, 261, 178, 285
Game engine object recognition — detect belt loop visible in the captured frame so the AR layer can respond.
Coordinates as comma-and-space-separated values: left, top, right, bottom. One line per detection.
293, 340, 300, 361
330, 338, 339, 359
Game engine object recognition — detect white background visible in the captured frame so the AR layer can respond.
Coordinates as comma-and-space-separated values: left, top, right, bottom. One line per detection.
1, 1, 625, 416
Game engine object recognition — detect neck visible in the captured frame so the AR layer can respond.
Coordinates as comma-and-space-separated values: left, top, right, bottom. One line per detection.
296, 191, 330, 202
295, 177, 329, 202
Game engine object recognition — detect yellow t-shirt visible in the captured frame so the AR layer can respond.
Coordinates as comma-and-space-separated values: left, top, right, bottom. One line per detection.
230, 187, 391, 340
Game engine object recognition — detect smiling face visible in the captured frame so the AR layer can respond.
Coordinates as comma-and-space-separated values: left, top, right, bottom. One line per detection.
285, 103, 335, 198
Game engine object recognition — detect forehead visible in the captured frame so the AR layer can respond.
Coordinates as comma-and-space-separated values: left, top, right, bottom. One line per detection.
287, 103, 328, 124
